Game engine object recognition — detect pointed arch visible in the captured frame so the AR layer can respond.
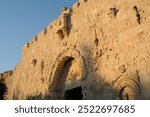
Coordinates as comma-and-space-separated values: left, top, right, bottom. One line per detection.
49, 48, 87, 99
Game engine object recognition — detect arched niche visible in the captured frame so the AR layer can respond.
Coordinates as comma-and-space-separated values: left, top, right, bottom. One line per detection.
113, 77, 141, 100
49, 48, 87, 99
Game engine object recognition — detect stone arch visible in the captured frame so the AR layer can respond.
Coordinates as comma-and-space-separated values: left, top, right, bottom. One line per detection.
113, 77, 141, 100
49, 48, 87, 99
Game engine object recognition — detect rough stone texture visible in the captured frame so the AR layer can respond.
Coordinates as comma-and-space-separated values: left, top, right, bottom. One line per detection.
1, 0, 150, 100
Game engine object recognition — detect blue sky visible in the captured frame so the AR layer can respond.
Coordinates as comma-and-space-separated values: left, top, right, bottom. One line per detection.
0, 0, 77, 73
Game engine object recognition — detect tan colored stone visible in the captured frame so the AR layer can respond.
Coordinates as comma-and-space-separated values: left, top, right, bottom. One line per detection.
0, 0, 150, 100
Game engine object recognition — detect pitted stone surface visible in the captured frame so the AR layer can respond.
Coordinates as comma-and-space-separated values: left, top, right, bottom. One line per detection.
1, 0, 150, 100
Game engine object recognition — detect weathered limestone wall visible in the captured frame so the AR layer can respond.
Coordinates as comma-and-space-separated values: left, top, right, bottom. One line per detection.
1, 0, 150, 99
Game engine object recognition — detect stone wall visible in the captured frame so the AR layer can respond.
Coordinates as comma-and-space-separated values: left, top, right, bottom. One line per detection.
1, 0, 150, 99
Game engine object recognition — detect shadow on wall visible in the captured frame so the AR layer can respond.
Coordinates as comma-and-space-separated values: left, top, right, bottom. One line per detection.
81, 44, 118, 100
49, 57, 76, 100
26, 44, 141, 100
82, 43, 143, 100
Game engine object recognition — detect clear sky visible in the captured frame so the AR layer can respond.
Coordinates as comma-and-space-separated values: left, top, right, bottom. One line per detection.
0, 0, 77, 73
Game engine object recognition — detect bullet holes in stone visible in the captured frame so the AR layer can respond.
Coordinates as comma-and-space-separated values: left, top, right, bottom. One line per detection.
40, 60, 44, 75
59, 21, 62, 26
62, 41, 67, 47
96, 49, 103, 58
133, 6, 141, 25
32, 59, 37, 66
57, 29, 64, 40
109, 48, 113, 51
41, 76, 44, 83
40, 61, 45, 83
94, 38, 99, 46
94, 29, 99, 47
31, 59, 45, 82
108, 8, 119, 18
77, 2, 80, 7
119, 65, 126, 74
74, 45, 77, 48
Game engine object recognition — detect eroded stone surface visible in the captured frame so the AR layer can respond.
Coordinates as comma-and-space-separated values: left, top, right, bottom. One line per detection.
1, 0, 150, 100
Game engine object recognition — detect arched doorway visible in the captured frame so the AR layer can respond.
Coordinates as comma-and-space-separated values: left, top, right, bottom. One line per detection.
49, 48, 87, 100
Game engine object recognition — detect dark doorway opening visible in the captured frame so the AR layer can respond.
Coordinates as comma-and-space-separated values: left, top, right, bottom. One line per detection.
64, 87, 83, 100
0, 82, 7, 100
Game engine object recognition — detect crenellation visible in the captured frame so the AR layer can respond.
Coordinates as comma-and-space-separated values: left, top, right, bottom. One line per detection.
34, 36, 38, 41
72, 2, 80, 10
2, 70, 13, 78
27, 42, 30, 48
78, 0, 88, 4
